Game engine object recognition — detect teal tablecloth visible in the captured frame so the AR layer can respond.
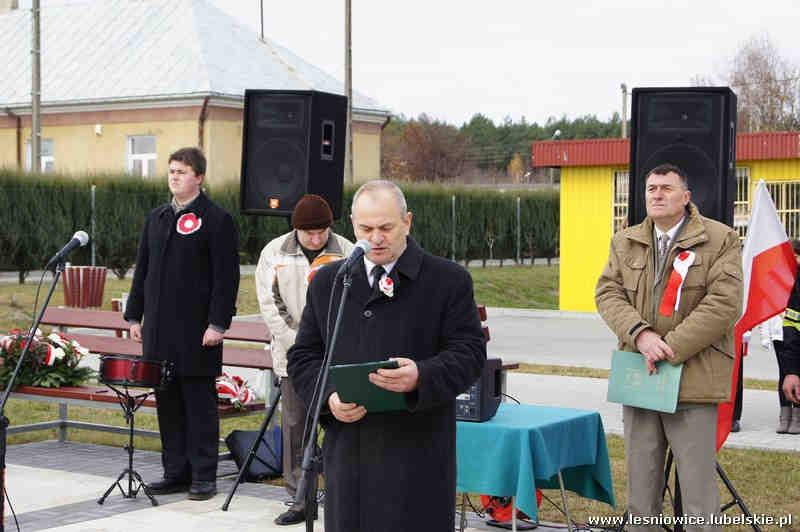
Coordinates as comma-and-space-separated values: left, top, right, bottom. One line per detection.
457, 403, 615, 521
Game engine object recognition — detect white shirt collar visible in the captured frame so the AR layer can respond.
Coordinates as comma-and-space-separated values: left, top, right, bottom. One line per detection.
363, 256, 397, 286
654, 216, 685, 243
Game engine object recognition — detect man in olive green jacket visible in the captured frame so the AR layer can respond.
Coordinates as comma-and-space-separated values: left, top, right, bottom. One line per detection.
596, 163, 742, 532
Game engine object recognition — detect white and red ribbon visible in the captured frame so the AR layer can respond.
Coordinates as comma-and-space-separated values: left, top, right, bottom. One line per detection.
43, 344, 66, 366
378, 275, 394, 297
215, 372, 256, 406
659, 250, 696, 316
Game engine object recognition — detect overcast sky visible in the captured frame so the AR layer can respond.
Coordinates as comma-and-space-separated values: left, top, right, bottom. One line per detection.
19, 0, 800, 126
210, 0, 800, 126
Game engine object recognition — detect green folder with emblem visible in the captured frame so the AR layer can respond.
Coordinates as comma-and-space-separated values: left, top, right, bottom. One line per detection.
328, 360, 406, 413
607, 350, 683, 413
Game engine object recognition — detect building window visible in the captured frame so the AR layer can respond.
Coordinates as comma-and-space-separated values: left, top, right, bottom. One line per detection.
612, 170, 629, 233
766, 180, 800, 240
734, 167, 750, 239
25, 138, 54, 172
127, 135, 157, 177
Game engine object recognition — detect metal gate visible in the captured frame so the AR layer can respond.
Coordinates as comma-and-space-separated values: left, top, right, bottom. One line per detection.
766, 180, 800, 240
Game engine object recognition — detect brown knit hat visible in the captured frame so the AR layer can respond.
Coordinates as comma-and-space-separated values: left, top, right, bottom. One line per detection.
292, 194, 334, 230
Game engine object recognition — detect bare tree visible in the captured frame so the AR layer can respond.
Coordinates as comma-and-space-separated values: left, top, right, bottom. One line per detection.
727, 33, 800, 132
382, 114, 467, 181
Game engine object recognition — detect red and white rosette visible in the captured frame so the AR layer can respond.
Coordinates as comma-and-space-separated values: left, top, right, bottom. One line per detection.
176, 212, 202, 235
659, 250, 696, 316
378, 275, 394, 297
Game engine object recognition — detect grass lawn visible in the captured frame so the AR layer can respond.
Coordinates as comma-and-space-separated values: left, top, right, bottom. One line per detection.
0, 265, 558, 333
467, 434, 799, 530
469, 265, 558, 310
515, 363, 781, 392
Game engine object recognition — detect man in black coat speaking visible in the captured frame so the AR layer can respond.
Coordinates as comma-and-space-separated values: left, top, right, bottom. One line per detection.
124, 147, 240, 500
287, 180, 486, 532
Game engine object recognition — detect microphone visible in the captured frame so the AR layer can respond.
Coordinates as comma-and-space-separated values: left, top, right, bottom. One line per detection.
46, 231, 89, 269
336, 240, 371, 275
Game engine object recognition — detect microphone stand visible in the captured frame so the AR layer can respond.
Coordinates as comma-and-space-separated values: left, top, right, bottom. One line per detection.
0, 261, 66, 532
294, 269, 354, 532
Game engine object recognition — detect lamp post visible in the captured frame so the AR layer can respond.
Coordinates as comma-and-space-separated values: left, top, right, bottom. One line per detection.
344, 0, 354, 184
621, 83, 628, 139
31, 0, 41, 172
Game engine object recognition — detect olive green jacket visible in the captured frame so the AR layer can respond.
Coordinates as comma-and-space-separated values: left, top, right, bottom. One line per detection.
596, 203, 743, 403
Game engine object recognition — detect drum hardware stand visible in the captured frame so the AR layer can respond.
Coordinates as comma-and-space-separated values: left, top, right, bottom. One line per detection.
221, 387, 282, 511
97, 384, 158, 506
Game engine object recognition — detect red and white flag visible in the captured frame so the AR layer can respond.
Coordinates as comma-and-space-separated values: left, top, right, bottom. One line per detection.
717, 180, 796, 449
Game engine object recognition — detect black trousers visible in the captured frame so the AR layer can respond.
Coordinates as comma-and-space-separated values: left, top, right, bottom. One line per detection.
773, 327, 799, 407
154, 376, 219, 481
733, 350, 744, 421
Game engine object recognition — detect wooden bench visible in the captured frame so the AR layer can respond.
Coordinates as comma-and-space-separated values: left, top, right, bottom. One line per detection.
7, 307, 273, 444
10, 305, 511, 442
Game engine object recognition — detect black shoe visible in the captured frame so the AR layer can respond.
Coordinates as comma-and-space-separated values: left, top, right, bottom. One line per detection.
147, 477, 190, 495
731, 420, 741, 433
187, 480, 217, 500
275, 508, 306, 525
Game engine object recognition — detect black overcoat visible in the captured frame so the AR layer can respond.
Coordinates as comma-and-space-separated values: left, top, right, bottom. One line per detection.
287, 237, 486, 532
124, 193, 240, 377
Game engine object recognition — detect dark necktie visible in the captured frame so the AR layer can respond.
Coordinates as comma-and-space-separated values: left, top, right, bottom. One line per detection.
371, 265, 386, 295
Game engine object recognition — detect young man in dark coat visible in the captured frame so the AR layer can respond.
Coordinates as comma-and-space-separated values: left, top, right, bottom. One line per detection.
287, 180, 486, 532
124, 147, 240, 500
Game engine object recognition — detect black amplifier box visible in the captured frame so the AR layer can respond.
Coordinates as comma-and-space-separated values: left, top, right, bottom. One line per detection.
456, 357, 502, 422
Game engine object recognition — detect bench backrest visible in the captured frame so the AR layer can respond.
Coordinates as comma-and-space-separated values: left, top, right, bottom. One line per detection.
40, 308, 272, 370
41, 307, 270, 342
62, 266, 107, 308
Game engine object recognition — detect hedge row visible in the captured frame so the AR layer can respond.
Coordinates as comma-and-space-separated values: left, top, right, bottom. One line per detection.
0, 171, 558, 280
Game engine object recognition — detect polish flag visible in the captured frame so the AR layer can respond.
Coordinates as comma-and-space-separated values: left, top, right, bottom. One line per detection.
717, 181, 797, 450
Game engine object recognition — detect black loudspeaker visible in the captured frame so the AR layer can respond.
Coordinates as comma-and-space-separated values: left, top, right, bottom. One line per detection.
628, 87, 737, 227
456, 358, 502, 422
240, 89, 347, 218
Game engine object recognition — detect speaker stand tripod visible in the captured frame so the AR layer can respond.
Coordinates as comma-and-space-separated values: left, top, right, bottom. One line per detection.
615, 449, 761, 531
221, 387, 282, 511
97, 385, 158, 506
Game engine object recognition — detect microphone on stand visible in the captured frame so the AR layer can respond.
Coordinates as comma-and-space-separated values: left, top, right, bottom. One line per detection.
46, 231, 89, 270
336, 240, 371, 275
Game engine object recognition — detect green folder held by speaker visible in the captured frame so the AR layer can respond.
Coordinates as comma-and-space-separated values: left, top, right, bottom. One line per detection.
328, 360, 406, 413
607, 350, 683, 413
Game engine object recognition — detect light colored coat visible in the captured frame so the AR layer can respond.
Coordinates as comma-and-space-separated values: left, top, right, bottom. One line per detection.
255, 231, 354, 377
596, 203, 743, 403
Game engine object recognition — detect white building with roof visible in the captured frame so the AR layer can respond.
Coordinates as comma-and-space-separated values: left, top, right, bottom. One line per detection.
0, 0, 390, 181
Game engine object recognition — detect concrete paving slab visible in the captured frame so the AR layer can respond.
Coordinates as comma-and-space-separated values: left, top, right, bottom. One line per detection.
3, 464, 112, 515
4, 442, 571, 531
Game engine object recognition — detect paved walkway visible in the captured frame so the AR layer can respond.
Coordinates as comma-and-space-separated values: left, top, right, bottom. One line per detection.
3, 442, 560, 531
483, 307, 782, 381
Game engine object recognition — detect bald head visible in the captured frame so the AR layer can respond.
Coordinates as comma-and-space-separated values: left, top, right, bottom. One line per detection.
350, 180, 412, 265
351, 180, 407, 217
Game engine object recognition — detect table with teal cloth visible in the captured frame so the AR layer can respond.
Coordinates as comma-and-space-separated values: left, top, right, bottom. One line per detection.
456, 403, 616, 521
